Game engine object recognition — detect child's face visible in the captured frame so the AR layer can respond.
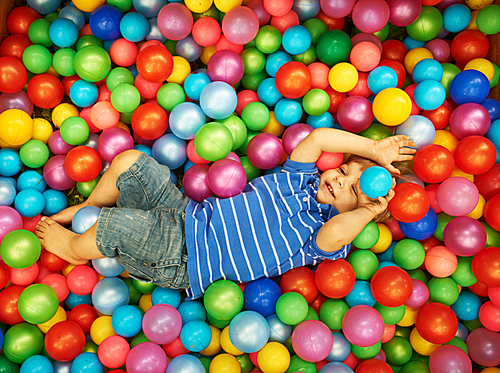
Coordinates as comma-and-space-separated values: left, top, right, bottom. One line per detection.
316, 162, 364, 213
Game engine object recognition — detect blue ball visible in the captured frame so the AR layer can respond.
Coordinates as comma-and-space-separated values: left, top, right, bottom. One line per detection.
92, 257, 125, 277
359, 166, 393, 199
27, 0, 61, 15
134, 144, 152, 157
184, 72, 211, 102
20, 355, 53, 373
151, 287, 182, 308
120, 12, 150, 42
70, 79, 98, 108
0, 148, 22, 177
378, 261, 400, 269
65, 291, 92, 309
0, 176, 16, 191
257, 78, 283, 107
451, 290, 482, 321
89, 5, 123, 41
398, 207, 438, 240
152, 133, 187, 170
147, 17, 167, 42
443, 4, 471, 33
319, 362, 354, 373
486, 119, 500, 163
402, 35, 426, 51
199, 81, 237, 120
71, 353, 103, 373
345, 280, 376, 307
265, 51, 292, 77
396, 115, 436, 150
178, 301, 207, 324
102, 38, 117, 54
326, 332, 351, 362
59, 5, 86, 30
282, 25, 312, 55
183, 159, 196, 173
133, 0, 168, 18
293, 0, 321, 21
14, 188, 45, 218
367, 66, 398, 95
275, 98, 303, 126
165, 355, 205, 373
42, 189, 68, 216
17, 171, 46, 193
72, 206, 101, 234
111, 305, 143, 337
306, 112, 335, 129
456, 322, 469, 342
266, 313, 292, 343
180, 320, 212, 352
169, 103, 206, 140
52, 361, 71, 373
176, 35, 202, 63
49, 18, 79, 48
243, 277, 282, 317
228, 311, 270, 353
377, 242, 396, 263
450, 69, 490, 105
412, 58, 444, 83
414, 80, 446, 110
481, 98, 500, 122
92, 277, 130, 315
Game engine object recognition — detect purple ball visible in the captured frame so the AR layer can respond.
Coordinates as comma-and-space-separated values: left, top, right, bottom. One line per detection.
466, 328, 500, 367
429, 345, 472, 373
282, 123, 313, 156
48, 130, 75, 155
387, 0, 422, 27
182, 165, 214, 201
126, 342, 167, 373
352, 0, 390, 34
405, 279, 429, 309
246, 0, 271, 26
97, 127, 134, 163
342, 305, 385, 347
224, 152, 241, 163
0, 91, 34, 116
449, 103, 491, 139
207, 159, 247, 198
0, 206, 23, 241
157, 3, 193, 41
425, 39, 451, 63
337, 96, 374, 133
436, 177, 479, 216
247, 133, 284, 170
443, 216, 487, 256
43, 155, 76, 191
142, 304, 183, 345
207, 50, 245, 86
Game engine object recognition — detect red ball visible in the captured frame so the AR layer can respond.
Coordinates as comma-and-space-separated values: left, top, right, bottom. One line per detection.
474, 164, 500, 201
192, 16, 221, 47
41, 273, 69, 303
370, 266, 413, 307
131, 103, 168, 140
388, 182, 430, 223
472, 246, 500, 288
68, 304, 98, 334
0, 261, 9, 290
110, 38, 139, 67
0, 285, 25, 325
40, 249, 68, 272
62, 74, 80, 97
6, 7, 40, 36
454, 136, 497, 175
98, 335, 130, 369
422, 102, 452, 130
275, 61, 312, 99
316, 152, 343, 171
484, 194, 500, 232
236, 90, 259, 116
66, 265, 99, 295
315, 10, 345, 31
0, 56, 27, 93
280, 267, 318, 303
381, 39, 407, 64
45, 321, 86, 362
325, 86, 346, 114
162, 335, 190, 358
64, 146, 103, 183
479, 301, 500, 332
270, 10, 300, 35
0, 34, 33, 61
415, 302, 458, 344
347, 72, 371, 98
355, 359, 393, 373
314, 259, 355, 298
136, 45, 174, 83
27, 73, 64, 109
451, 30, 489, 65
413, 144, 455, 183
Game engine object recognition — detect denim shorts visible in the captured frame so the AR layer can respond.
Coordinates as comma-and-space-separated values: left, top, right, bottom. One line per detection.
95, 152, 191, 289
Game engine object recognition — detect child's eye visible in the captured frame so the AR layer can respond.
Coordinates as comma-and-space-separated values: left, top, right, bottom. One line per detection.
340, 168, 346, 175
352, 185, 358, 197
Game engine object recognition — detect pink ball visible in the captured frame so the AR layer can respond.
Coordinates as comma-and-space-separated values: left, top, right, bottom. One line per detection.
126, 342, 167, 373
429, 345, 472, 373
182, 165, 214, 201
387, 0, 422, 27
292, 320, 333, 362
157, 3, 193, 41
207, 50, 245, 86
405, 279, 429, 309
142, 304, 182, 345
350, 41, 381, 72
466, 328, 500, 367
320, 0, 356, 18
222, 6, 260, 45
337, 96, 374, 133
224, 152, 241, 163
97, 127, 134, 163
91, 101, 120, 130
479, 301, 500, 332
246, 0, 271, 26
443, 216, 487, 256
424, 246, 458, 278
207, 159, 247, 198
352, 0, 390, 33
282, 123, 313, 156
98, 335, 130, 369
449, 103, 491, 139
48, 130, 75, 155
425, 39, 451, 63
0, 206, 23, 241
342, 305, 385, 347
43, 155, 76, 191
436, 177, 479, 216
247, 133, 284, 169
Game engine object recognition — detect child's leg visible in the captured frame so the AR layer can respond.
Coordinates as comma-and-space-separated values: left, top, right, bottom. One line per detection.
51, 150, 143, 225
36, 217, 104, 265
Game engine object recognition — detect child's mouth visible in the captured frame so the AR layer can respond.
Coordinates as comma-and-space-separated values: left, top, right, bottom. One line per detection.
327, 183, 335, 197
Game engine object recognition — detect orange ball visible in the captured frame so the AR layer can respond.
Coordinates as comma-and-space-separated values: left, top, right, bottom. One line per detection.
424, 246, 458, 278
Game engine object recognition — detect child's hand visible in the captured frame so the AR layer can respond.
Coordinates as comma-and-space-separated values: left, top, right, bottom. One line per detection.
372, 135, 417, 174
356, 178, 396, 217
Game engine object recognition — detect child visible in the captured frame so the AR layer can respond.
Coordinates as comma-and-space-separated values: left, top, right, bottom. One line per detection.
35, 128, 416, 299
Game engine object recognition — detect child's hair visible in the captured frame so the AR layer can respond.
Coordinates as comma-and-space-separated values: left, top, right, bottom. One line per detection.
346, 154, 415, 224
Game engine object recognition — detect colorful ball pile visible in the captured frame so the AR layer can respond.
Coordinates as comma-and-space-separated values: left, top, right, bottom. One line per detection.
0, 0, 500, 372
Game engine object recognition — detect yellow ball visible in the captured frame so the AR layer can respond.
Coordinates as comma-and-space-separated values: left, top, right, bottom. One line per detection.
73, 0, 106, 12
466, 194, 485, 219
167, 56, 192, 85
116, 121, 131, 133
201, 46, 217, 66
465, 0, 494, 10
201, 325, 222, 356
397, 305, 419, 327
257, 342, 291, 373
0, 139, 21, 150
404, 48, 434, 74
464, 58, 495, 81
409, 328, 441, 356
209, 353, 241, 373
32, 118, 53, 143
260, 112, 285, 137
62, 263, 77, 277
328, 63, 359, 93
370, 223, 393, 254
214, 0, 243, 13
185, 0, 214, 13
372, 88, 412, 126
481, 368, 500, 373
52, 103, 80, 129
0, 109, 34, 146
220, 326, 244, 356
37, 306, 67, 334
450, 166, 474, 182
433, 129, 459, 153
139, 293, 153, 312
467, 10, 480, 30
90, 315, 117, 345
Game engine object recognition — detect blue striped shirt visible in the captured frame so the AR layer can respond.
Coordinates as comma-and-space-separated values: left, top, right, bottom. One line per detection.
184, 159, 351, 299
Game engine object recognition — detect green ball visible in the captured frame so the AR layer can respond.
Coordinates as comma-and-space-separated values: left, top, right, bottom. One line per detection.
441, 64, 461, 98
207, 313, 231, 328
477, 4, 500, 34
394, 325, 411, 339
82, 340, 99, 354
157, 83, 186, 112
3, 323, 44, 363
407, 269, 428, 284
302, 89, 330, 116
360, 123, 393, 141
383, 336, 413, 366
204, 279, 243, 320
451, 256, 476, 287
110, 83, 141, 113
107, 67, 135, 92
194, 122, 234, 161
393, 239, 425, 270
107, 0, 133, 12
18, 284, 59, 324
352, 221, 380, 249
77, 176, 101, 198
490, 62, 499, 89
53, 48, 77, 77
406, 6, 443, 42
122, 278, 142, 305
74, 45, 111, 82
316, 30, 352, 67
291, 44, 317, 66
351, 341, 381, 359
238, 130, 260, 154
235, 354, 253, 373
374, 303, 405, 325
76, 35, 103, 51
286, 355, 317, 373
0, 354, 19, 373
433, 213, 454, 241
132, 278, 156, 294
319, 299, 349, 330
482, 221, 500, 247
219, 115, 248, 150
427, 277, 459, 306
444, 336, 468, 354
19, 139, 50, 168
163, 39, 177, 57
22, 45, 52, 74
241, 102, 270, 131
0, 230, 41, 269
60, 116, 90, 146
303, 18, 327, 45
401, 360, 430, 373
239, 155, 261, 183
241, 70, 268, 91
199, 357, 212, 372
28, 19, 52, 47
373, 22, 390, 42
255, 25, 282, 54
347, 250, 379, 281
45, 12, 58, 23
130, 331, 151, 348
304, 306, 319, 321
241, 48, 266, 75
120, 110, 134, 124
193, 3, 220, 21
276, 292, 308, 325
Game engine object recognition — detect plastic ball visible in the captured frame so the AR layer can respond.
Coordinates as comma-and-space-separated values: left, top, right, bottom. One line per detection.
372, 88, 411, 126
450, 69, 490, 105
14, 189, 45, 218
0, 229, 41, 269
342, 305, 384, 347
228, 311, 270, 353
0, 57, 27, 94
415, 302, 458, 344
182, 165, 213, 201
387, 0, 422, 27
126, 342, 167, 373
370, 266, 413, 308
413, 144, 455, 183
92, 257, 125, 277
243, 277, 281, 317
275, 61, 312, 98
207, 159, 246, 198
207, 49, 244, 86
443, 4, 471, 33
179, 320, 212, 352
454, 135, 497, 175
45, 320, 86, 362
436, 177, 479, 216
17, 283, 59, 324
157, 3, 193, 41
203, 280, 244, 321
89, 5, 123, 41
406, 5, 443, 42
246, 133, 283, 170
165, 354, 205, 373
450, 103, 491, 139
74, 46, 111, 83
429, 345, 472, 373
97, 127, 135, 163
2, 323, 44, 364
119, 12, 149, 42
413, 80, 446, 111
199, 81, 237, 120
466, 328, 500, 367
359, 166, 392, 199
136, 45, 173, 83
221, 6, 259, 45
388, 182, 430, 223
92, 277, 130, 315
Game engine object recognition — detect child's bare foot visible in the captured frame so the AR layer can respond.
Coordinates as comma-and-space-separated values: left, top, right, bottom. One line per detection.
36, 217, 88, 265
51, 202, 90, 226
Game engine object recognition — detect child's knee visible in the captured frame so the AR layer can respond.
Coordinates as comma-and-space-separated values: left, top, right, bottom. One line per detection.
110, 149, 142, 174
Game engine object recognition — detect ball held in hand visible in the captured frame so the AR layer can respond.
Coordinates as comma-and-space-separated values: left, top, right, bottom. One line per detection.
359, 166, 392, 199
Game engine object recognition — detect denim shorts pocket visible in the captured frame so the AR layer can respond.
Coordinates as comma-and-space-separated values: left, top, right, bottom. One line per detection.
106, 209, 156, 248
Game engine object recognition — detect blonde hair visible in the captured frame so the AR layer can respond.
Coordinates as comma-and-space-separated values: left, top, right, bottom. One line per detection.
346, 154, 415, 224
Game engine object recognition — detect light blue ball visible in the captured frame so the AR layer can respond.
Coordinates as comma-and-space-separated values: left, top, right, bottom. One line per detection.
21, 355, 53, 373
14, 188, 45, 217
319, 362, 354, 373
17, 171, 46, 193
70, 79, 98, 107
377, 242, 396, 263
306, 112, 335, 129
0, 179, 16, 205
402, 35, 426, 51
0, 148, 22, 177
396, 115, 436, 150
152, 133, 187, 170
257, 78, 283, 107
165, 355, 205, 373
92, 277, 130, 315
293, 0, 321, 21
72, 206, 101, 234
151, 287, 182, 308
265, 51, 292, 77
443, 4, 471, 33
92, 257, 125, 277
228, 311, 270, 353
120, 12, 150, 42
111, 305, 143, 337
414, 80, 446, 110
65, 291, 92, 309
71, 352, 103, 373
58, 6, 86, 30
412, 58, 444, 83
42, 189, 68, 216
199, 81, 237, 120
359, 166, 393, 199
345, 280, 376, 308
486, 119, 500, 163
49, 18, 79, 48
178, 301, 207, 324
134, 144, 152, 157
146, 18, 167, 42
180, 320, 212, 352
451, 290, 482, 321
326, 332, 351, 362
266, 313, 292, 343
282, 25, 312, 55
275, 98, 303, 126
184, 72, 211, 102
368, 66, 398, 95
28, 0, 61, 15
176, 35, 202, 63
169, 102, 206, 140
133, 0, 168, 18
